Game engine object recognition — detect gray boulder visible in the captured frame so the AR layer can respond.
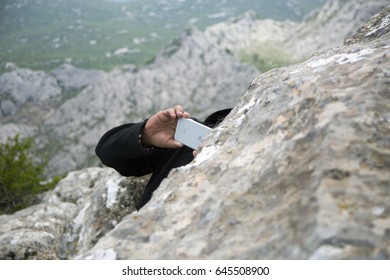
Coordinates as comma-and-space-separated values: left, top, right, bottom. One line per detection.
0, 168, 148, 259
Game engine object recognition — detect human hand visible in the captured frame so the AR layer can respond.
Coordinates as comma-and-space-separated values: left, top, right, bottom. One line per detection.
141, 105, 191, 149
192, 144, 202, 158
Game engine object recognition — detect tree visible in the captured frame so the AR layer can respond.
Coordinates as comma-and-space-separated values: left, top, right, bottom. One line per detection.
0, 135, 59, 214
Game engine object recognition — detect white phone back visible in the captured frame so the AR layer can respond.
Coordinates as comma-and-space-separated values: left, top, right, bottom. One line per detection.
174, 118, 212, 149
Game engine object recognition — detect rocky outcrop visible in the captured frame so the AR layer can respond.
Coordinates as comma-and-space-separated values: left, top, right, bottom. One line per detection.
0, 67, 60, 122
0, 64, 103, 142
50, 64, 104, 93
76, 6, 390, 259
0, 168, 148, 259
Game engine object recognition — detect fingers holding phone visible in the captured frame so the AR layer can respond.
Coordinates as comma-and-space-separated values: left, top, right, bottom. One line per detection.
141, 105, 191, 149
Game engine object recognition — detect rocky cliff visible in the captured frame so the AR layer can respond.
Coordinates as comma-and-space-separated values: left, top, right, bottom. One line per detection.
1, 0, 387, 177
1, 4, 389, 260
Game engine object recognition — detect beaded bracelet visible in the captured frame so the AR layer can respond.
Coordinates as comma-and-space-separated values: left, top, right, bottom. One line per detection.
138, 132, 158, 152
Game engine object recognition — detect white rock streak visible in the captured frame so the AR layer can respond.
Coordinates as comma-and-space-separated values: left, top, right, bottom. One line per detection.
106, 178, 120, 209
307, 48, 375, 68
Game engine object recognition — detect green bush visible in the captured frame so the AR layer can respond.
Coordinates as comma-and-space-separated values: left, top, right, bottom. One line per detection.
0, 135, 60, 214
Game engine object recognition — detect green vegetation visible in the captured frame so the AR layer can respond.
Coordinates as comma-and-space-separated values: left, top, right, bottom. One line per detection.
240, 43, 297, 73
0, 135, 62, 214
0, 0, 325, 73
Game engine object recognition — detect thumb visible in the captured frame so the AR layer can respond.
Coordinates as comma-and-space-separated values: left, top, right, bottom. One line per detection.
165, 139, 183, 149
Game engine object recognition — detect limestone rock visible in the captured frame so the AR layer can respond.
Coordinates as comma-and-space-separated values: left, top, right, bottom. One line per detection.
77, 6, 390, 260
0, 123, 37, 142
0, 168, 148, 259
0, 68, 61, 127
0, 64, 102, 141
0, 68, 61, 108
50, 63, 103, 93
345, 5, 390, 45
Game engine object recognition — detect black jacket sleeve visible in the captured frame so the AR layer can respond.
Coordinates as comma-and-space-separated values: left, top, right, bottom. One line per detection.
95, 121, 166, 177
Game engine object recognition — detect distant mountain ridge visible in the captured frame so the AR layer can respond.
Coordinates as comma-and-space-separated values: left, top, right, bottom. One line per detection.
0, 0, 388, 178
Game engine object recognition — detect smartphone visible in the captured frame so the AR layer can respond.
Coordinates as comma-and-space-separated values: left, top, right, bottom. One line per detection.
174, 118, 212, 150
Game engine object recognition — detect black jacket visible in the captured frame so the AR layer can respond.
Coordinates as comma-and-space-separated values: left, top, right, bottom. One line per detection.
95, 109, 231, 209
